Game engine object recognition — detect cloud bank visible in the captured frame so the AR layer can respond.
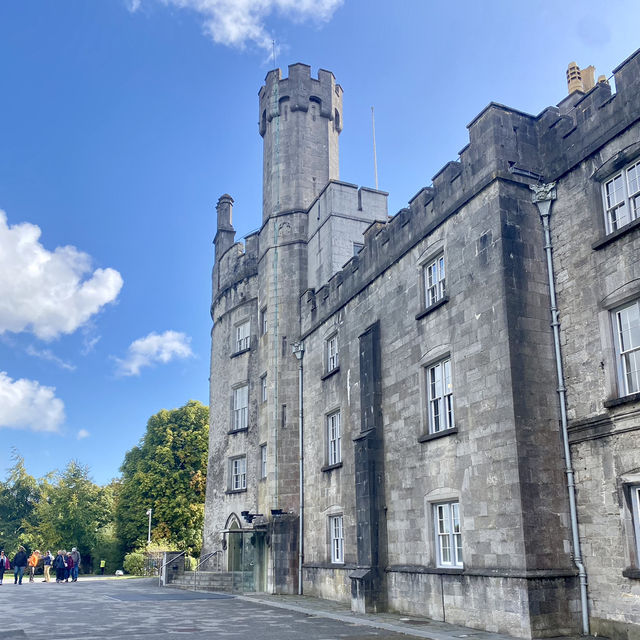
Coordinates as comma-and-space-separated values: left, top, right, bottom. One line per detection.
115, 330, 193, 376
132, 0, 343, 50
0, 371, 65, 433
0, 210, 123, 341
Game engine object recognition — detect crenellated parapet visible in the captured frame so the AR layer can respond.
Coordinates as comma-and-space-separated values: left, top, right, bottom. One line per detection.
300, 47, 640, 337
258, 63, 342, 135
212, 192, 259, 309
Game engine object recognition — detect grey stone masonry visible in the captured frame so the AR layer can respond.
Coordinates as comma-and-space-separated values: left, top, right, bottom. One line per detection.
204, 49, 640, 640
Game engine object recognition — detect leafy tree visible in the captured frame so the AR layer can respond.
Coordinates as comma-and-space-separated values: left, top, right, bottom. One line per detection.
115, 400, 209, 554
0, 451, 41, 553
27, 461, 112, 556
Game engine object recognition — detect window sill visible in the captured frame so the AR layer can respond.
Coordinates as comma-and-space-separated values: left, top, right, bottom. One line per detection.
321, 462, 343, 473
227, 427, 248, 435
230, 347, 251, 359
415, 296, 449, 320
418, 427, 458, 443
604, 392, 640, 409
623, 567, 640, 580
225, 488, 247, 495
592, 217, 640, 250
321, 366, 340, 381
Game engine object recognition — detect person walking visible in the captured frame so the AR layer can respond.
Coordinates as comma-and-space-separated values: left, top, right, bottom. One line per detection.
52, 551, 66, 583
12, 546, 27, 585
43, 550, 53, 582
70, 547, 81, 582
0, 550, 9, 584
65, 552, 74, 583
27, 549, 40, 582
99, 559, 106, 575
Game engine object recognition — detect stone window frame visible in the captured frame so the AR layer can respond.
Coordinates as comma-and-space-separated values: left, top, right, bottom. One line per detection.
260, 373, 267, 404
231, 382, 249, 432
329, 514, 344, 564
234, 319, 251, 354
260, 307, 268, 336
620, 472, 640, 579
325, 333, 339, 376
600, 284, 640, 408
426, 357, 454, 434
228, 455, 247, 492
415, 239, 449, 320
259, 444, 267, 480
327, 409, 342, 467
418, 349, 457, 442
601, 158, 640, 234
611, 298, 640, 397
432, 501, 462, 569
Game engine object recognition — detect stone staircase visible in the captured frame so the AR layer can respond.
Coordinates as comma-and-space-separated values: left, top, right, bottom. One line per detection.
167, 571, 235, 592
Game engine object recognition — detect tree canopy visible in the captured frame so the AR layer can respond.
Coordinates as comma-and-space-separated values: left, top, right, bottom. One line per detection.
115, 400, 209, 554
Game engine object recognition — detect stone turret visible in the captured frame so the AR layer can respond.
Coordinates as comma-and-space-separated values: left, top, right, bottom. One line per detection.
258, 63, 343, 222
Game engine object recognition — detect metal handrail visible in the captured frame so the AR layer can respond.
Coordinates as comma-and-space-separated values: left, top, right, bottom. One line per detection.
193, 550, 222, 591
158, 550, 186, 587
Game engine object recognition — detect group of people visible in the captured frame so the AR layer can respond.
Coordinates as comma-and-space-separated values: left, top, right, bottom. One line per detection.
0, 547, 81, 584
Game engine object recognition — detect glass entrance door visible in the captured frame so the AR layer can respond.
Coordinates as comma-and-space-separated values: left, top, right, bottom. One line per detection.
227, 529, 263, 592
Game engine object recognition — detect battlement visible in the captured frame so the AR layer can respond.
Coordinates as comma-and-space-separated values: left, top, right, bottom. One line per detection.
300, 48, 640, 337
258, 63, 343, 136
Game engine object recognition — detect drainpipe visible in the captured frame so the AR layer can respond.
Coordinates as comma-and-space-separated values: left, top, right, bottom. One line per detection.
530, 183, 589, 636
292, 341, 305, 595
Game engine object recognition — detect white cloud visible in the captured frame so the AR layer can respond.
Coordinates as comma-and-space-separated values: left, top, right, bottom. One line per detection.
0, 210, 123, 341
0, 371, 65, 433
26, 345, 76, 371
77, 429, 90, 440
115, 330, 193, 376
131, 0, 343, 50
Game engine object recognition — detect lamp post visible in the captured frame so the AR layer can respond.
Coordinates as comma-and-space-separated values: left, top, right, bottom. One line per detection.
146, 508, 152, 545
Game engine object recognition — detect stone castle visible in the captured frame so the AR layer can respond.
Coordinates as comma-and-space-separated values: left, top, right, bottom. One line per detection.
202, 50, 640, 639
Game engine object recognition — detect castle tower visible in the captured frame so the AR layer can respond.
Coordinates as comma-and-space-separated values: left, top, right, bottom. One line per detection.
259, 63, 342, 221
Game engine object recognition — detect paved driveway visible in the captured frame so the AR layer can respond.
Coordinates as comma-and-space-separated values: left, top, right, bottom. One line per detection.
0, 577, 409, 640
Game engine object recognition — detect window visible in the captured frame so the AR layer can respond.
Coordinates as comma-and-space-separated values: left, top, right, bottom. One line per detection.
603, 160, 640, 233
423, 255, 446, 307
260, 445, 267, 479
329, 515, 344, 563
235, 320, 250, 352
260, 307, 268, 336
353, 242, 364, 256
426, 358, 454, 433
327, 411, 341, 466
632, 486, 640, 557
326, 334, 339, 373
434, 502, 462, 568
230, 456, 247, 491
233, 384, 249, 430
613, 299, 640, 396
260, 374, 267, 403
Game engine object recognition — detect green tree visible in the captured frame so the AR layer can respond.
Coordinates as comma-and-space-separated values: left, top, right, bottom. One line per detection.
27, 461, 112, 556
115, 400, 209, 554
0, 452, 41, 553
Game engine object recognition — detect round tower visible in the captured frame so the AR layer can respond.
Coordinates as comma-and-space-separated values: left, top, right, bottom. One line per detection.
258, 63, 343, 222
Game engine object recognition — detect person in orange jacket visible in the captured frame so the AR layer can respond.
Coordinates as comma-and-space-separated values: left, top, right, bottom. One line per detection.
27, 550, 40, 583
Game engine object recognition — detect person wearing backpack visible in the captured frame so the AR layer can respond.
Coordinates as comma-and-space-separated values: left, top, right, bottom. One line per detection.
52, 550, 66, 583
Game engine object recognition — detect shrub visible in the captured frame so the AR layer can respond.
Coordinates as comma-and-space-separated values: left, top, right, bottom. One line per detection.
123, 552, 145, 575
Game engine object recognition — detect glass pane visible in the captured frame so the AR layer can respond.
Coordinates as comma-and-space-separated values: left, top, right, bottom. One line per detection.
606, 174, 624, 207
628, 163, 640, 196
610, 202, 630, 230
624, 352, 640, 394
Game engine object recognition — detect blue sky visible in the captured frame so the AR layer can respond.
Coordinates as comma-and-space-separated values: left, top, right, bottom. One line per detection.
1, 0, 638, 486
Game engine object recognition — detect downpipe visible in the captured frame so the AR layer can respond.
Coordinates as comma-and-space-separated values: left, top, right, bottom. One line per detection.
530, 184, 589, 636
292, 341, 305, 595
